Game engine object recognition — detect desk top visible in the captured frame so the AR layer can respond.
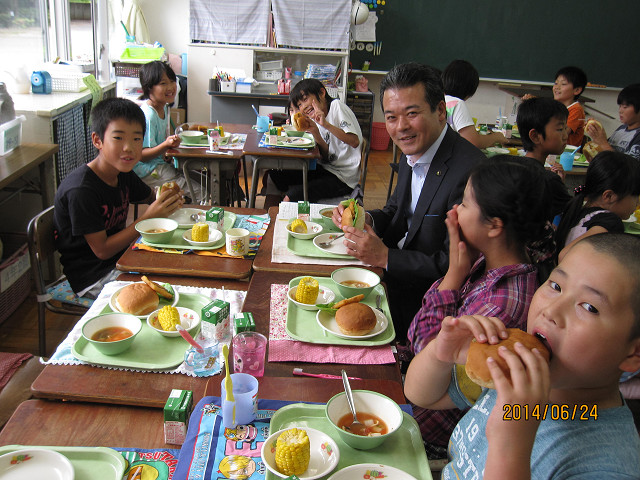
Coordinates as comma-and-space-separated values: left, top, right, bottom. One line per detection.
167, 123, 252, 159
116, 206, 265, 279
243, 130, 320, 158
0, 143, 58, 189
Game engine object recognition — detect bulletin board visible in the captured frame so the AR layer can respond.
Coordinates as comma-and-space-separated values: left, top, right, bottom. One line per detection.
349, 0, 640, 88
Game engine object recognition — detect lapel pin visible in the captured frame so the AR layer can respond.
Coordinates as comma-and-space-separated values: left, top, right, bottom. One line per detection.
436, 170, 442, 176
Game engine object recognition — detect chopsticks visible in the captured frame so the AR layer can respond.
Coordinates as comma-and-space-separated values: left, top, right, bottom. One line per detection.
293, 368, 362, 380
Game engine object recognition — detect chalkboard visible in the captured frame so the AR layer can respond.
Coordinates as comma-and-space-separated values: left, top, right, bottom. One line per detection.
350, 1, 639, 88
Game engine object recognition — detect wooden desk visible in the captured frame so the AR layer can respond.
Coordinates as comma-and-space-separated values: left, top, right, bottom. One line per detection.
244, 271, 402, 381
167, 123, 252, 206
252, 207, 384, 277
116, 206, 265, 279
0, 143, 58, 209
244, 130, 321, 208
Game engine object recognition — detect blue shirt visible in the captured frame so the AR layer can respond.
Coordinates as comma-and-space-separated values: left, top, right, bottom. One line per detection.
133, 102, 169, 179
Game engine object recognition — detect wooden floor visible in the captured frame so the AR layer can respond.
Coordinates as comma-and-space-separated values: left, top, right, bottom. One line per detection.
0, 146, 397, 358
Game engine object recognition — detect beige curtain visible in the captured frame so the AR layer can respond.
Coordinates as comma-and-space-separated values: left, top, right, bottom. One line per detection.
122, 0, 151, 44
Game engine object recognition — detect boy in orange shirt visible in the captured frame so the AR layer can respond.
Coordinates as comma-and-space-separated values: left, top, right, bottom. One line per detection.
553, 66, 588, 147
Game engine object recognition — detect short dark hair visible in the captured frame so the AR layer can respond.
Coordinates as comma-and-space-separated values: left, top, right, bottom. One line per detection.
469, 156, 550, 248
380, 63, 444, 112
554, 66, 587, 100
139, 61, 177, 100
91, 97, 146, 140
577, 233, 640, 339
289, 78, 334, 110
442, 60, 479, 100
618, 83, 640, 114
517, 97, 569, 151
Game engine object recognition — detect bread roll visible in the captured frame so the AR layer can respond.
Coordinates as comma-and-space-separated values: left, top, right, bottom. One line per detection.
115, 283, 159, 315
293, 112, 311, 131
335, 302, 376, 336
156, 181, 180, 200
584, 118, 602, 135
465, 328, 550, 389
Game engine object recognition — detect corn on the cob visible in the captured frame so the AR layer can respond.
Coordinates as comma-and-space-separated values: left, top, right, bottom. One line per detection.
191, 222, 210, 242
275, 428, 310, 476
290, 219, 307, 233
158, 305, 180, 331
295, 277, 319, 304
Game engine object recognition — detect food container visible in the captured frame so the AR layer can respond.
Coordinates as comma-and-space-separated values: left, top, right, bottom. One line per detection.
164, 389, 193, 445
135, 218, 179, 244
331, 267, 381, 300
81, 312, 142, 356
202, 299, 231, 343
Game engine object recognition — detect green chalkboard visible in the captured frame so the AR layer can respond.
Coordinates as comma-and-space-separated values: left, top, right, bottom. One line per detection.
350, 1, 639, 88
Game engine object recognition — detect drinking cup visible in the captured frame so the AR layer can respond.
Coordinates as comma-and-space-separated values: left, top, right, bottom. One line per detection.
559, 152, 574, 172
256, 115, 270, 133
226, 228, 250, 256
232, 332, 267, 377
184, 339, 219, 377
220, 372, 259, 427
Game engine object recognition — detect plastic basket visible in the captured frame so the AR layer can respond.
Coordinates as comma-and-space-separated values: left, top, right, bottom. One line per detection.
114, 62, 144, 78
258, 60, 283, 71
50, 72, 89, 92
326, 87, 339, 99
255, 69, 282, 81
371, 122, 391, 150
0, 234, 31, 325
120, 47, 165, 62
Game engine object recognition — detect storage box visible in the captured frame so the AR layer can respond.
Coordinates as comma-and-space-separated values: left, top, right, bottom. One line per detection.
0, 116, 25, 156
50, 72, 89, 92
120, 47, 165, 62
255, 69, 282, 81
0, 233, 32, 324
113, 62, 144, 78
163, 389, 193, 445
258, 60, 283, 71
236, 81, 252, 94
220, 80, 236, 92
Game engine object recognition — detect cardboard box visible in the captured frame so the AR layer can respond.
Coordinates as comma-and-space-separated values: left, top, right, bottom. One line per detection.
297, 201, 310, 221
206, 207, 224, 230
164, 389, 193, 445
202, 299, 231, 343
170, 108, 186, 127
234, 312, 256, 335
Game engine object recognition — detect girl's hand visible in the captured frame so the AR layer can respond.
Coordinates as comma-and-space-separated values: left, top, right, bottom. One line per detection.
434, 315, 509, 365
550, 161, 566, 181
439, 206, 472, 291
310, 98, 326, 128
165, 135, 181, 149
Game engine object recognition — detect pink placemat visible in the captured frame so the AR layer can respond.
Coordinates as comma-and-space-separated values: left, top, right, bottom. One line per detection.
268, 284, 395, 364
0, 352, 32, 391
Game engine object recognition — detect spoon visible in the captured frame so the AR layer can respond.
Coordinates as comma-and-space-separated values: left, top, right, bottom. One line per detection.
375, 294, 384, 314
176, 325, 204, 354
341, 369, 364, 433
190, 211, 204, 222
223, 344, 235, 423
317, 233, 344, 248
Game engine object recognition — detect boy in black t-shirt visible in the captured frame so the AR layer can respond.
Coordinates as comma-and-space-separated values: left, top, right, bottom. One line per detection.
54, 98, 183, 297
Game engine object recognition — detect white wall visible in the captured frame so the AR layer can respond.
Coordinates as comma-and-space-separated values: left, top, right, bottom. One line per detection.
136, 0, 190, 56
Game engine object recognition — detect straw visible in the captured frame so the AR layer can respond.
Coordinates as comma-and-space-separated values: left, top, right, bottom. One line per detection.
251, 104, 260, 117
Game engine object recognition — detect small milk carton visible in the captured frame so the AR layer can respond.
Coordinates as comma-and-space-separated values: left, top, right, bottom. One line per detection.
206, 206, 224, 231
202, 299, 231, 343
233, 312, 256, 335
164, 389, 193, 445
297, 201, 310, 221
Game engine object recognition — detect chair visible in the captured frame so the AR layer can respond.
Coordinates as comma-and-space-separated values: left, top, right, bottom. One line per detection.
317, 137, 370, 205
386, 142, 402, 201
27, 206, 91, 357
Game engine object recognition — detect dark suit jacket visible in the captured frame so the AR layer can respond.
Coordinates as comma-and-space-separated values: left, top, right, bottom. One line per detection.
369, 126, 485, 340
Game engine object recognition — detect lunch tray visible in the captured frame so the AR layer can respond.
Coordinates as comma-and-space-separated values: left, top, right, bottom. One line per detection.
258, 132, 316, 149
141, 211, 236, 250
266, 404, 432, 480
72, 293, 210, 369
286, 277, 395, 346
0, 445, 125, 480
286, 233, 354, 259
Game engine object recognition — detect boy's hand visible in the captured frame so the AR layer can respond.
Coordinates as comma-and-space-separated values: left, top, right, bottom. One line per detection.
549, 161, 566, 181
434, 315, 509, 365
585, 121, 608, 145
439, 206, 473, 291
145, 188, 183, 218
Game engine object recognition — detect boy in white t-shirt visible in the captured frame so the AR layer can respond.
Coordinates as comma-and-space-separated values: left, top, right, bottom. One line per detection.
265, 79, 362, 206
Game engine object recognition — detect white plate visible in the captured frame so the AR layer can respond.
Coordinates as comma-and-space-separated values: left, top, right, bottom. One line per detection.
0, 448, 74, 480
261, 427, 340, 480
623, 214, 637, 223
288, 285, 336, 311
286, 221, 323, 240
316, 307, 388, 339
109, 282, 179, 319
313, 233, 350, 256
328, 464, 418, 480
147, 306, 201, 337
182, 226, 223, 247
280, 136, 313, 146
485, 146, 510, 154
168, 208, 205, 228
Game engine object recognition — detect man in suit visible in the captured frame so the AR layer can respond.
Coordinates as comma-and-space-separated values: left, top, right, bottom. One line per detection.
334, 63, 485, 342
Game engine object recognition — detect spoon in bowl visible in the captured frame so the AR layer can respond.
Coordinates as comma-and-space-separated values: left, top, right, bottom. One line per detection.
341, 369, 364, 433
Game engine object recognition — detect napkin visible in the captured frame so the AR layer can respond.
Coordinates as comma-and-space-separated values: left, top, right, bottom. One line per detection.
268, 284, 396, 364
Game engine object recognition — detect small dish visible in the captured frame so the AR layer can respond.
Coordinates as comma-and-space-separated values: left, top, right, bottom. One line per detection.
288, 285, 336, 311
182, 226, 223, 247
328, 464, 418, 480
316, 307, 388, 339
179, 130, 205, 140
81, 312, 142, 356
135, 218, 179, 244
109, 282, 179, 319
147, 306, 201, 337
286, 220, 323, 240
313, 233, 350, 256
261, 427, 340, 480
168, 208, 205, 228
0, 448, 74, 480
281, 136, 313, 146
331, 267, 381, 300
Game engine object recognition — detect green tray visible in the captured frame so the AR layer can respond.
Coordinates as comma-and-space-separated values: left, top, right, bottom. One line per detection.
624, 222, 640, 235
0, 445, 125, 480
141, 211, 236, 250
72, 293, 210, 369
267, 404, 432, 480
286, 277, 395, 346
286, 234, 354, 260
262, 132, 316, 149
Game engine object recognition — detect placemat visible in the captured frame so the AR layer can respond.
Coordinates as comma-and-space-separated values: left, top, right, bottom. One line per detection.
268, 284, 395, 364
115, 448, 180, 480
133, 213, 270, 258
43, 281, 246, 376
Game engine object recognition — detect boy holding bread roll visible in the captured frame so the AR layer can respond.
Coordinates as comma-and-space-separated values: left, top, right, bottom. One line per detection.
405, 233, 640, 478
54, 98, 183, 298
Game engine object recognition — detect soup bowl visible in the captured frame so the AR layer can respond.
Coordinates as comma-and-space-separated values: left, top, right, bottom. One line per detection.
81, 312, 142, 355
331, 267, 380, 300
317, 208, 337, 230
135, 218, 178, 244
325, 390, 403, 450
